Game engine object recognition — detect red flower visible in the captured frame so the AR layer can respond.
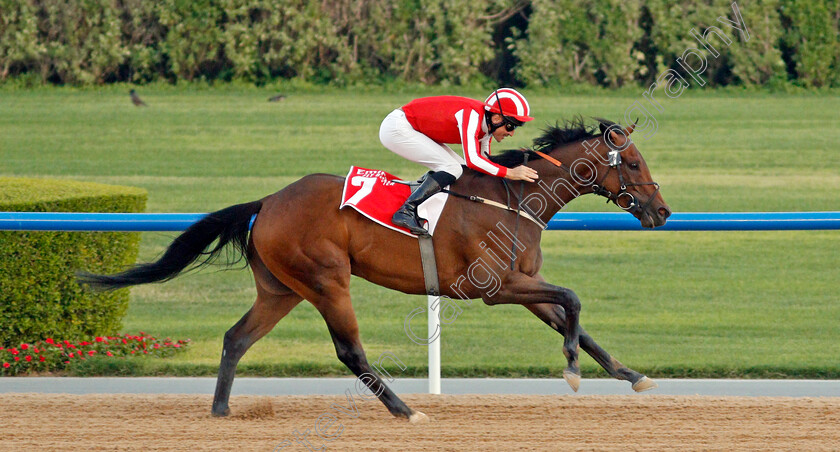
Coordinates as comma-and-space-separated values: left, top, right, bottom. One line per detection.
2, 363, 9, 368
64, 361, 70, 364
25, 355, 32, 362
122, 339, 128, 344
10, 349, 18, 355
68, 353, 74, 358
20, 344, 29, 350
130, 351, 135, 354
0, 347, 4, 351
88, 350, 96, 356
14, 357, 20, 361
95, 337, 105, 343
106, 351, 113, 357
46, 338, 55, 345
174, 344, 181, 348
33, 348, 40, 353
39, 356, 46, 362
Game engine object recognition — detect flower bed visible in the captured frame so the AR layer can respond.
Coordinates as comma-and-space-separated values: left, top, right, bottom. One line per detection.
1, 332, 189, 376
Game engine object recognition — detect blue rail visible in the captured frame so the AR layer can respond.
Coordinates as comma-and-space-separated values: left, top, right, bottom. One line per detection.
2, 211, 840, 231
0, 213, 207, 231
546, 211, 840, 231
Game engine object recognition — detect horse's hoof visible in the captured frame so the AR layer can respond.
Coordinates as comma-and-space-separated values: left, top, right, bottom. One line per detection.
563, 370, 581, 392
211, 407, 230, 417
409, 411, 429, 424
632, 376, 658, 392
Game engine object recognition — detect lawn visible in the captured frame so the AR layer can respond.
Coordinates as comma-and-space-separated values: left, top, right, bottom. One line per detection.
1, 85, 838, 378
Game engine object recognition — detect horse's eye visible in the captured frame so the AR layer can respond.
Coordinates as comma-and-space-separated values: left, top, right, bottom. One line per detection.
629, 162, 640, 170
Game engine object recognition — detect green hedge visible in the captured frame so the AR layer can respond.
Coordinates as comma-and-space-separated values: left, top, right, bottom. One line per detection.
0, 178, 147, 346
1, 0, 838, 88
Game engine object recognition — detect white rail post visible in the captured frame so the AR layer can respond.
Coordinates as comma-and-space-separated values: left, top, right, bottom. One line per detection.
428, 295, 441, 394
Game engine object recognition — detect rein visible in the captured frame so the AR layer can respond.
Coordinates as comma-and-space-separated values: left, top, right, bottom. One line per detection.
442, 188, 543, 228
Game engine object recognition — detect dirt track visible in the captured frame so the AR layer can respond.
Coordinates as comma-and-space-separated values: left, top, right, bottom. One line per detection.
1, 393, 838, 451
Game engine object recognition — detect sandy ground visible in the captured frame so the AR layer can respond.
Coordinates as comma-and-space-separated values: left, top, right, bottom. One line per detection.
1, 393, 838, 451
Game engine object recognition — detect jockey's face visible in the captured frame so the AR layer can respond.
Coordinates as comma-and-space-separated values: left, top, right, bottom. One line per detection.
489, 114, 515, 142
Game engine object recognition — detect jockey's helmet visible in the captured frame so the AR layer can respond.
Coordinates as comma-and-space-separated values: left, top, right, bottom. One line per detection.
484, 88, 533, 124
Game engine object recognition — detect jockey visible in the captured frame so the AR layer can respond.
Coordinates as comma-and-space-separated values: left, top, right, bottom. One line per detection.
380, 88, 538, 235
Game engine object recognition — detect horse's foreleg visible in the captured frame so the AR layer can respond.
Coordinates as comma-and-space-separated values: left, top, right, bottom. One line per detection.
524, 303, 657, 392
211, 285, 302, 417
484, 273, 582, 391
314, 294, 426, 423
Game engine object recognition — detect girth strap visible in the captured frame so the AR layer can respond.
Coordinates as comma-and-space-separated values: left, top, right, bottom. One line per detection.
417, 235, 440, 296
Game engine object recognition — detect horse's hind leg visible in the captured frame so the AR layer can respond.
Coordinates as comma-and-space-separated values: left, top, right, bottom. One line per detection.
524, 303, 657, 392
211, 258, 303, 417
312, 294, 426, 423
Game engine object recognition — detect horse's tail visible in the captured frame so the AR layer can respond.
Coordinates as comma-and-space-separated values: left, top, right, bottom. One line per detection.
78, 200, 263, 291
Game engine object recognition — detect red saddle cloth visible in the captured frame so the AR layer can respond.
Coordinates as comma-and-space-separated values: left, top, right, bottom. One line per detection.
340, 166, 415, 236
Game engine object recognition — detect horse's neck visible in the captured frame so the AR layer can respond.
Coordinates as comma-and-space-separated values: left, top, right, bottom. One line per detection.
523, 140, 604, 223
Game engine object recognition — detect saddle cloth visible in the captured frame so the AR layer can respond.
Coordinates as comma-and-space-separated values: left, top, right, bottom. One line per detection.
339, 166, 449, 237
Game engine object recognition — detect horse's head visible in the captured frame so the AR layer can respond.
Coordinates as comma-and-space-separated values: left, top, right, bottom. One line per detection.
493, 118, 671, 228
591, 120, 671, 228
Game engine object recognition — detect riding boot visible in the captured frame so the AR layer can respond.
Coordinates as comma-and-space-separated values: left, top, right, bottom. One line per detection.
392, 171, 455, 235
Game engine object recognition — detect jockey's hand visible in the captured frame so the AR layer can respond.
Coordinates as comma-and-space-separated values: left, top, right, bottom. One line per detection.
504, 165, 538, 182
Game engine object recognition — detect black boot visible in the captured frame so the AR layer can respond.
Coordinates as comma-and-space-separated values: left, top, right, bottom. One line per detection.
392, 171, 455, 235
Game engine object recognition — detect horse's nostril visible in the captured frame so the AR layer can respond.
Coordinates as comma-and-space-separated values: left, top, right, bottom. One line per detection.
658, 207, 671, 219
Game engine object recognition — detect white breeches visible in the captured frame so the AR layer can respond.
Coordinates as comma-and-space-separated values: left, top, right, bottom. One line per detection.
379, 109, 465, 178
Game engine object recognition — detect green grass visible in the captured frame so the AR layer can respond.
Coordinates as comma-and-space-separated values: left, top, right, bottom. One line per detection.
1, 85, 838, 378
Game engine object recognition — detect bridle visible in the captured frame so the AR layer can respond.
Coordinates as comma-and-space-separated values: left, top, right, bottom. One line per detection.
590, 148, 661, 215
528, 137, 660, 216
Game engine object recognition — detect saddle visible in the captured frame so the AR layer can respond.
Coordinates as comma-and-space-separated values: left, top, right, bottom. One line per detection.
339, 166, 449, 237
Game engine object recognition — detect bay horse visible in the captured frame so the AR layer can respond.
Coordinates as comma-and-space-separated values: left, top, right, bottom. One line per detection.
80, 117, 671, 423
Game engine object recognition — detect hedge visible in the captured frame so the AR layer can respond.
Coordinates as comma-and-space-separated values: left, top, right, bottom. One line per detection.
1, 0, 838, 88
0, 177, 147, 346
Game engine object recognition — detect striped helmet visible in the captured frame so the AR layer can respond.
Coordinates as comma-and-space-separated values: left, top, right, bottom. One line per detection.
484, 88, 533, 123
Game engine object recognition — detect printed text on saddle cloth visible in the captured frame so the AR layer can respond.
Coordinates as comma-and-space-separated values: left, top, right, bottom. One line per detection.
339, 166, 449, 237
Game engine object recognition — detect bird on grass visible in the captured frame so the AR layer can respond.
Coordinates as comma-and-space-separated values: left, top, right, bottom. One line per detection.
130, 89, 148, 107
267, 94, 286, 102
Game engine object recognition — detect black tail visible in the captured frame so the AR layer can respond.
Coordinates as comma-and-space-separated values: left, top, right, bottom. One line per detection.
78, 201, 263, 291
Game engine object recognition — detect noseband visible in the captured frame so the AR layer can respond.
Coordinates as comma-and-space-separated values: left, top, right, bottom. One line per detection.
590, 149, 660, 215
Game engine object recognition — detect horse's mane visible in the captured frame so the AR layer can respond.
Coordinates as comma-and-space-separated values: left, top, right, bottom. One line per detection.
488, 116, 615, 168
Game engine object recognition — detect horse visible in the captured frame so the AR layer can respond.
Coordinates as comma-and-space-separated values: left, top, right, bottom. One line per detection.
79, 117, 671, 423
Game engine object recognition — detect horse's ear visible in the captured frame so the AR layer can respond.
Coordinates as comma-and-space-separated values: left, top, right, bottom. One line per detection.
608, 129, 626, 146
623, 122, 636, 135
